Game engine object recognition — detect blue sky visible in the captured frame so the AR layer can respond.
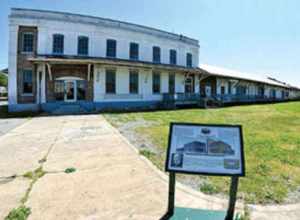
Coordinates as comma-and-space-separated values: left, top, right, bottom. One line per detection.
0, 0, 299, 86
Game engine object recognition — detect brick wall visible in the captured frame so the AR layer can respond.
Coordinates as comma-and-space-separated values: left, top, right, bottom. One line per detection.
17, 26, 38, 104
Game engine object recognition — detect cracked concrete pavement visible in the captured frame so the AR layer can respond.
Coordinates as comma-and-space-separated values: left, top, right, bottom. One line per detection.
0, 114, 298, 219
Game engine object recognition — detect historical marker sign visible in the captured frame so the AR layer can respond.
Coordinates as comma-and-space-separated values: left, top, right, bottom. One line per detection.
162, 123, 246, 220
166, 123, 245, 176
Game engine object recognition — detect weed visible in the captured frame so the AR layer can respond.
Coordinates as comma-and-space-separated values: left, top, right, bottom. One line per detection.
200, 182, 219, 195
5, 206, 31, 220
139, 149, 156, 159
65, 167, 76, 174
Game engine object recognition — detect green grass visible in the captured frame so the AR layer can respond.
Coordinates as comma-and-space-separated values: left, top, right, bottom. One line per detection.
105, 102, 300, 204
5, 206, 31, 220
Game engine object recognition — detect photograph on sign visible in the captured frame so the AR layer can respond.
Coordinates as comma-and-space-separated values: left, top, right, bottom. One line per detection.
166, 123, 245, 176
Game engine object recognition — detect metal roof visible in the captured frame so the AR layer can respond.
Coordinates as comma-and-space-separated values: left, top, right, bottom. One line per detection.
199, 64, 291, 88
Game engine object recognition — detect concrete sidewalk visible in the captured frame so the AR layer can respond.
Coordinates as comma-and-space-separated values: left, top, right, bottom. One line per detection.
0, 115, 297, 219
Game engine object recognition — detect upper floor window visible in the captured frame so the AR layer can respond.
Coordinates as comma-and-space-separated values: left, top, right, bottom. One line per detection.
186, 53, 192, 67
22, 69, 33, 94
78, 36, 89, 56
129, 70, 139, 94
153, 46, 161, 63
130, 42, 139, 60
53, 34, 64, 54
152, 72, 161, 94
106, 39, 117, 58
22, 32, 34, 53
170, 49, 177, 65
106, 69, 116, 94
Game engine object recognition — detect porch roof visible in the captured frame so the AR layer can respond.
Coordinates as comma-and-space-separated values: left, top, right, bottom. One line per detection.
28, 55, 201, 74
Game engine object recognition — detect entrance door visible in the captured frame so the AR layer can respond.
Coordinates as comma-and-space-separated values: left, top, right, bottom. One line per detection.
64, 80, 76, 102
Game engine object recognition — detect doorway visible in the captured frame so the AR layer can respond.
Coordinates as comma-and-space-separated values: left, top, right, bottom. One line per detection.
54, 77, 86, 102
64, 80, 76, 102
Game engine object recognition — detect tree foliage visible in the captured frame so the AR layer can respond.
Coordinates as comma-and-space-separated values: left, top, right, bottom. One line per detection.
0, 72, 8, 87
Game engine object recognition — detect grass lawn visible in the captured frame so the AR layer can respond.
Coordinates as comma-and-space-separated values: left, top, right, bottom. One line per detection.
105, 102, 300, 204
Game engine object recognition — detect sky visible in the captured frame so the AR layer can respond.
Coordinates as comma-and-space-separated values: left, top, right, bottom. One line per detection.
0, 0, 299, 86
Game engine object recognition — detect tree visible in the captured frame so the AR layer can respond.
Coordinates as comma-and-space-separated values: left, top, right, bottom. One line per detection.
0, 72, 8, 87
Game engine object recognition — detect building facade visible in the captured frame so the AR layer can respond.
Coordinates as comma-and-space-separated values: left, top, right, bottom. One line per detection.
8, 8, 300, 113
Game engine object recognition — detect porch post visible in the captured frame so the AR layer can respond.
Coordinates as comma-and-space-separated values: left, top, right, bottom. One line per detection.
195, 73, 200, 94
46, 63, 52, 81
41, 64, 46, 103
87, 64, 91, 81
36, 67, 40, 104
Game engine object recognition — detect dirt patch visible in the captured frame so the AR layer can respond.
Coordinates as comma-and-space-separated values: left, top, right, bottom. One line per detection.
116, 119, 160, 154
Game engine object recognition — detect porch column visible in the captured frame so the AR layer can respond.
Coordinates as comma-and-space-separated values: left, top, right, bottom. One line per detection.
41, 64, 46, 103
36, 67, 40, 104
195, 73, 200, 94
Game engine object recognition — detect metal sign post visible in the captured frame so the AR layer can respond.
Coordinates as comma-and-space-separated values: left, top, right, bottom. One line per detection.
225, 176, 239, 220
161, 174, 239, 220
160, 172, 176, 220
161, 123, 246, 220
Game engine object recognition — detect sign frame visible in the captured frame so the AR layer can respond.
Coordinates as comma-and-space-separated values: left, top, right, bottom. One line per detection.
165, 122, 246, 177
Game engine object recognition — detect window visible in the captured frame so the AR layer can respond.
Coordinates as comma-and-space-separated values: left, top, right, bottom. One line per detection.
221, 86, 225, 95
170, 49, 177, 65
129, 42, 139, 60
169, 73, 175, 94
185, 75, 194, 93
153, 46, 161, 63
78, 36, 89, 56
106, 39, 117, 58
258, 87, 264, 97
281, 90, 285, 99
270, 89, 276, 98
237, 86, 247, 95
152, 72, 160, 94
129, 70, 139, 94
186, 53, 192, 67
106, 69, 116, 94
22, 32, 34, 53
53, 34, 64, 54
228, 81, 232, 94
22, 70, 33, 94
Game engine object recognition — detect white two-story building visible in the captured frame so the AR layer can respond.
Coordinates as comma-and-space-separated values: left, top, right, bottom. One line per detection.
8, 8, 300, 113
8, 8, 202, 113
